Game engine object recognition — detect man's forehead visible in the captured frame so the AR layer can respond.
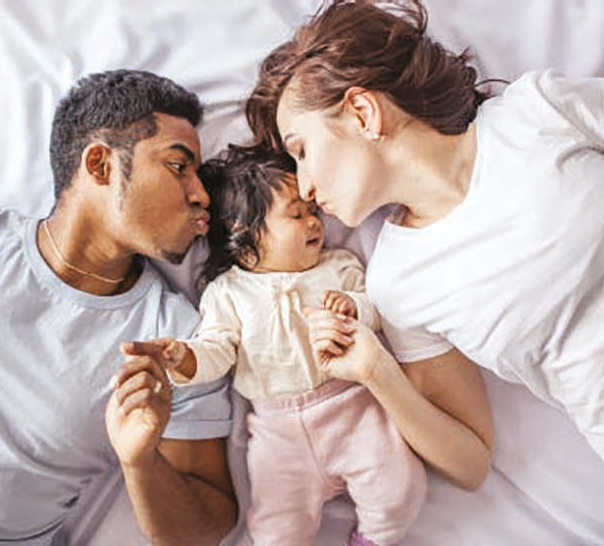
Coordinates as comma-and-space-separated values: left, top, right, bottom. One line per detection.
147, 113, 201, 160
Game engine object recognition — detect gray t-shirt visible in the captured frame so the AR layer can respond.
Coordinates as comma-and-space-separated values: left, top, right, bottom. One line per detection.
0, 210, 232, 545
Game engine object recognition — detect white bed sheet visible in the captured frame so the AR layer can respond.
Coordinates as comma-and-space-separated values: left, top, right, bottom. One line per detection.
1, 1, 604, 544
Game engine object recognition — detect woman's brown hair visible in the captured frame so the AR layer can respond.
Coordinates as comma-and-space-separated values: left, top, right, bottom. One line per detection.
246, 0, 491, 150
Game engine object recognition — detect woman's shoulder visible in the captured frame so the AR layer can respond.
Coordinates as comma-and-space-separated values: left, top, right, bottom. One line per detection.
486, 70, 603, 134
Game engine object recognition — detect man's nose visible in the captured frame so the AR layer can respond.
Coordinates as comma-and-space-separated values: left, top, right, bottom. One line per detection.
188, 173, 210, 208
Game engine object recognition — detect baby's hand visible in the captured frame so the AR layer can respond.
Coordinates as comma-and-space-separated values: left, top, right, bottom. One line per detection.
322, 290, 357, 318
162, 340, 197, 380
305, 307, 356, 365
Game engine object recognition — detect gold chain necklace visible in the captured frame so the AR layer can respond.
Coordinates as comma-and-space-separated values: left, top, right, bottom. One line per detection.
42, 220, 126, 284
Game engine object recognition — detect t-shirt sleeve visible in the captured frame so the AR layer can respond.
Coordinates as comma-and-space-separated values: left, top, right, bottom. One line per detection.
157, 285, 232, 440
380, 315, 453, 363
536, 70, 604, 145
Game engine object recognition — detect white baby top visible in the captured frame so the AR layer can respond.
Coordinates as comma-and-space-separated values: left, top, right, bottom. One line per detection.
367, 70, 604, 408
185, 248, 380, 401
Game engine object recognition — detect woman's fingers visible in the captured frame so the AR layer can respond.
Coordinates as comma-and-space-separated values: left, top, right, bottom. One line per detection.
315, 338, 345, 357
309, 326, 354, 348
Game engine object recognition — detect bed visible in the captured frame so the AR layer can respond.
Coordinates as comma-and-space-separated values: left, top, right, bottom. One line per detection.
1, 0, 603, 544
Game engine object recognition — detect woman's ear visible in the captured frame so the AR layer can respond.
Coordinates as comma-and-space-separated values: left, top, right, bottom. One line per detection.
83, 144, 112, 184
343, 86, 383, 140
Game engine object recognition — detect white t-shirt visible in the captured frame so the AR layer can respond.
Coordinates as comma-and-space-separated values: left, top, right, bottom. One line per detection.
0, 211, 232, 545
367, 71, 604, 415
183, 249, 380, 401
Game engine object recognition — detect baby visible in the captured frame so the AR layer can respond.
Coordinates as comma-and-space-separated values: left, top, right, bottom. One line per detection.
153, 146, 426, 546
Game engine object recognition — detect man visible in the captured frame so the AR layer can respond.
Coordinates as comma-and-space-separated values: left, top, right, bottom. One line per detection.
0, 70, 236, 545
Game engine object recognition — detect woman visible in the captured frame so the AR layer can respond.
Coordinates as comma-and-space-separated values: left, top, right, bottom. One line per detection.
245, 0, 604, 488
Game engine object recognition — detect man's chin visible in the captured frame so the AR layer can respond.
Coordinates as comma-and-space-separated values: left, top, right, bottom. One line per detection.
161, 244, 192, 265
157, 235, 203, 265
162, 251, 187, 265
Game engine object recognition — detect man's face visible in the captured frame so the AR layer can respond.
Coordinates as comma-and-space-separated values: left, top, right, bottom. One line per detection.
113, 113, 209, 264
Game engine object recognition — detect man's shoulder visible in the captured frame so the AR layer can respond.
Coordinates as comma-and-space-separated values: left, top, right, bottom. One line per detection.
0, 208, 27, 238
145, 260, 201, 338
0, 209, 29, 269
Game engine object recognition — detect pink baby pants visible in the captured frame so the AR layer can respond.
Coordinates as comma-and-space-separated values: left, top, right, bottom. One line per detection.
246, 379, 427, 546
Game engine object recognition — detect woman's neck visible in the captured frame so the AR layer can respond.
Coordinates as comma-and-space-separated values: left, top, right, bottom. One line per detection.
385, 120, 477, 228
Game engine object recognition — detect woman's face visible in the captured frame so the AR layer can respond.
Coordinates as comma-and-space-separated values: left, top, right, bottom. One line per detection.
276, 88, 380, 227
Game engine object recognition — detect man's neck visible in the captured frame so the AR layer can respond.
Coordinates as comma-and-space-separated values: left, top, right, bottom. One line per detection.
36, 211, 138, 296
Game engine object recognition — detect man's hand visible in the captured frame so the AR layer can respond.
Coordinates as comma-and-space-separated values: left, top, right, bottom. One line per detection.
322, 290, 357, 318
105, 341, 172, 468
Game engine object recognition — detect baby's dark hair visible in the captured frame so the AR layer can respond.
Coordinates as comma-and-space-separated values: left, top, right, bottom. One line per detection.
199, 145, 296, 284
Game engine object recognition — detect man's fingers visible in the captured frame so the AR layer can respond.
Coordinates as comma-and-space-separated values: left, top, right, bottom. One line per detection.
121, 339, 168, 357
110, 354, 167, 391
113, 369, 168, 405
116, 388, 163, 418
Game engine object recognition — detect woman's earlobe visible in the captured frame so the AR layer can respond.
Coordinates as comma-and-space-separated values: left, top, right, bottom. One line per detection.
358, 127, 381, 141
344, 87, 383, 141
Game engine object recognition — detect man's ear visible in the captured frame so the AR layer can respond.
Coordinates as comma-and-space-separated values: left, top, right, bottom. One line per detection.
342, 86, 383, 139
83, 144, 112, 184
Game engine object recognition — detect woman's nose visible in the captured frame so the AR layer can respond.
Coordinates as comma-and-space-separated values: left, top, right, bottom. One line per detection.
297, 171, 315, 202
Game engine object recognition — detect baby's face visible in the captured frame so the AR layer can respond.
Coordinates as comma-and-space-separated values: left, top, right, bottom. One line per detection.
253, 175, 324, 273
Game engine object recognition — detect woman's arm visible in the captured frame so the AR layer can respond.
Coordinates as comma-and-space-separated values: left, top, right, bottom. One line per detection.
307, 311, 494, 490
367, 345, 494, 490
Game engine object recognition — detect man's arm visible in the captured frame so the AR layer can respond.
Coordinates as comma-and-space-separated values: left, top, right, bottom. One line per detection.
106, 342, 236, 545
123, 438, 236, 545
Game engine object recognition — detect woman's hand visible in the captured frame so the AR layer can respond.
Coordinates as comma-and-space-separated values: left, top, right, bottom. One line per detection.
305, 307, 392, 384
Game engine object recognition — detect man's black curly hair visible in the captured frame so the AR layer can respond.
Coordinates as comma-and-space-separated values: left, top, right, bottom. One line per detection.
199, 144, 296, 286
50, 69, 202, 199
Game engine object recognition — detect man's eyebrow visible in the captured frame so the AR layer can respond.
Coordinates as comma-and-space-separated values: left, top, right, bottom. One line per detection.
168, 143, 197, 163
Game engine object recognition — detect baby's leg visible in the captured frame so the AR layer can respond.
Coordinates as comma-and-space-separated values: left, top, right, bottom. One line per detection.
327, 387, 427, 545
245, 409, 325, 546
